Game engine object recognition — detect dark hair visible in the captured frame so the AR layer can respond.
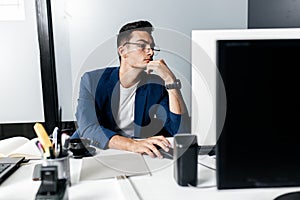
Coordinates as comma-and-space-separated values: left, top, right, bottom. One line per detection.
117, 20, 153, 48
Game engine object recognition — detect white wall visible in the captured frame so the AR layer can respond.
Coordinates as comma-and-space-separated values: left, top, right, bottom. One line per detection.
0, 0, 44, 123
52, 0, 248, 121
192, 28, 300, 145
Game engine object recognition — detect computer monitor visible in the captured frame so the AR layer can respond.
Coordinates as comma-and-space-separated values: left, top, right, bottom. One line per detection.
192, 29, 300, 198
217, 38, 300, 189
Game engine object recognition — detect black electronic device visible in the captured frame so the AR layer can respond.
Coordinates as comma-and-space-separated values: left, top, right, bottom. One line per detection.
198, 145, 215, 156
0, 157, 25, 184
69, 138, 96, 159
40, 166, 58, 194
35, 166, 68, 200
216, 39, 300, 191
173, 134, 198, 186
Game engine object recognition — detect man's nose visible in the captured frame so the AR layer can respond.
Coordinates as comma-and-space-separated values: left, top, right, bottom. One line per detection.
145, 47, 154, 56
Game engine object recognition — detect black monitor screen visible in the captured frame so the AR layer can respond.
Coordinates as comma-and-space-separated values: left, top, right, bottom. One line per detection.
216, 39, 300, 189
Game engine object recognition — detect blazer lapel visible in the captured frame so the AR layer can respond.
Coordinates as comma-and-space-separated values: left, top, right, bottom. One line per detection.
106, 68, 120, 126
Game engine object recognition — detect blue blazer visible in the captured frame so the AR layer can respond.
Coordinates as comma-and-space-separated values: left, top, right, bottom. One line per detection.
73, 67, 190, 149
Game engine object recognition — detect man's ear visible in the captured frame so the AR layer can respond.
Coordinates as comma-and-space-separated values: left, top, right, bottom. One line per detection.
118, 46, 127, 58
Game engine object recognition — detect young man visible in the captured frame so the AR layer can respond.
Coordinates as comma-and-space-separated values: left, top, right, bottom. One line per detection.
74, 20, 190, 158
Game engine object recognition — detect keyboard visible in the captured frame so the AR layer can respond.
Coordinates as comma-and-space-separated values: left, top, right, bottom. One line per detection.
0, 157, 25, 184
0, 163, 11, 173
198, 145, 215, 156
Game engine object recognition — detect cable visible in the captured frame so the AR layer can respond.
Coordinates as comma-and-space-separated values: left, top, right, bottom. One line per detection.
198, 161, 216, 171
198, 155, 216, 170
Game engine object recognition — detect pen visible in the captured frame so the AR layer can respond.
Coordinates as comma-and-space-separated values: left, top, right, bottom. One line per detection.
52, 127, 59, 158
56, 128, 63, 157
49, 146, 55, 159
36, 141, 45, 159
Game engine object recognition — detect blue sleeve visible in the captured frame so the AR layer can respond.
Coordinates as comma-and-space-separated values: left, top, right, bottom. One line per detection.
156, 92, 191, 136
75, 72, 118, 149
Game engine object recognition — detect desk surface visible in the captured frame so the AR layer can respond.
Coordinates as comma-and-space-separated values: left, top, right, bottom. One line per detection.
1, 147, 300, 200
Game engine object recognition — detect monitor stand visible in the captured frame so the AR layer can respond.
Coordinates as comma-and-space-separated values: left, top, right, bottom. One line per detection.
275, 192, 300, 200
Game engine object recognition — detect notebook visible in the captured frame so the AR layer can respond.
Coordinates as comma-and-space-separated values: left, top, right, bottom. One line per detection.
0, 157, 25, 184
80, 153, 150, 181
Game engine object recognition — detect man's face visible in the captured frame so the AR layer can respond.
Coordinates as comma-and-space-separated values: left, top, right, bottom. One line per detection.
120, 30, 155, 69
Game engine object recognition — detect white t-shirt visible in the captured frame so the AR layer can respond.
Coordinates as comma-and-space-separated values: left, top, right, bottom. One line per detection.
115, 82, 139, 137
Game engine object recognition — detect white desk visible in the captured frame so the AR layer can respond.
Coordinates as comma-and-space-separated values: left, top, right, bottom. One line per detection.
1, 148, 300, 200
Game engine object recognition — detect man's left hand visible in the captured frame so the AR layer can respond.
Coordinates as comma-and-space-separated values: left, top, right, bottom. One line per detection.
146, 59, 176, 84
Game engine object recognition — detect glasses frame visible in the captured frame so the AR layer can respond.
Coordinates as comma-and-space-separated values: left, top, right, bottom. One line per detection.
123, 42, 160, 55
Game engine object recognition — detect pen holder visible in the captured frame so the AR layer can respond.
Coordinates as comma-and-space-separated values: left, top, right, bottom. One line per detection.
43, 155, 71, 186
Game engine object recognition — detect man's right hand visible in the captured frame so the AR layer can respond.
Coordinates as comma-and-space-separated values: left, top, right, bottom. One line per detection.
108, 135, 171, 159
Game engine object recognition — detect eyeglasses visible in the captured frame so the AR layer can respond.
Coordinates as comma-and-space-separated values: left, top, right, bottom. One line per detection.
123, 42, 160, 55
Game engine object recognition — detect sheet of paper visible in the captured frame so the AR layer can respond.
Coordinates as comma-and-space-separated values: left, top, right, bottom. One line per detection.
80, 153, 150, 181
0, 137, 41, 159
9, 138, 41, 159
0, 136, 29, 156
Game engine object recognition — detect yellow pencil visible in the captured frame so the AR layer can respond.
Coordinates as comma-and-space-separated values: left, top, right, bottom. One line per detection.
34, 123, 53, 158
